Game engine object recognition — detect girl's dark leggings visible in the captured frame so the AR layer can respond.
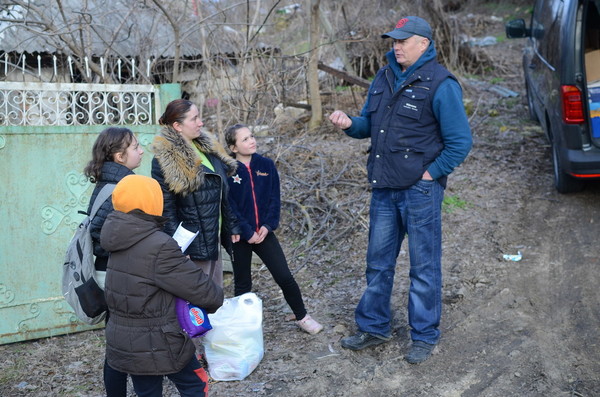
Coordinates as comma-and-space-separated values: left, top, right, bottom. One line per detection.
232, 232, 307, 320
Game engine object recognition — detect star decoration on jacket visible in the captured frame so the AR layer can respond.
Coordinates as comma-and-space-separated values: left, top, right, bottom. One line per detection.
232, 174, 242, 184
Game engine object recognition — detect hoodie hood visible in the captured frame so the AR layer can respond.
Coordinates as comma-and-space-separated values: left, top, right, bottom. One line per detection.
151, 126, 238, 195
100, 210, 166, 253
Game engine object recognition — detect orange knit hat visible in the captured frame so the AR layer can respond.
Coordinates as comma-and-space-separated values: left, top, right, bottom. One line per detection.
112, 175, 163, 216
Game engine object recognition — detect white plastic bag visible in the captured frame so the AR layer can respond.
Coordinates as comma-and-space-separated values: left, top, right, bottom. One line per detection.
202, 292, 264, 381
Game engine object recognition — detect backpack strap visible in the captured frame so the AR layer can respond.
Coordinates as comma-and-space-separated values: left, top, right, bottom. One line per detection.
89, 183, 116, 220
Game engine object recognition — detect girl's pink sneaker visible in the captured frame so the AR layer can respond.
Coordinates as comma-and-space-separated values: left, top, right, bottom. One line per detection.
296, 314, 323, 335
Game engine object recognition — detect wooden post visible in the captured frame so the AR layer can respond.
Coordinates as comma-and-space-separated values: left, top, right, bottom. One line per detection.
308, 0, 323, 130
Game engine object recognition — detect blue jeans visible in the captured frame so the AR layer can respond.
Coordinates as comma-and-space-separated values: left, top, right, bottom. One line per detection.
355, 181, 444, 344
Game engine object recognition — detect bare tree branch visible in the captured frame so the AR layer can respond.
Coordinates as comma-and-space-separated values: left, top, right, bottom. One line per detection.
150, 0, 181, 82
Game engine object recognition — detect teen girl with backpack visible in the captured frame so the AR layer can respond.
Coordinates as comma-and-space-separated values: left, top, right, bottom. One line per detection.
83, 127, 143, 397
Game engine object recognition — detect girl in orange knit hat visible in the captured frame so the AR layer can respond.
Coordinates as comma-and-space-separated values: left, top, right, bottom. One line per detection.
101, 175, 223, 397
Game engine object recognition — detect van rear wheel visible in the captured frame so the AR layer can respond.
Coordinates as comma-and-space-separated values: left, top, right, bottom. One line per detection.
552, 143, 584, 193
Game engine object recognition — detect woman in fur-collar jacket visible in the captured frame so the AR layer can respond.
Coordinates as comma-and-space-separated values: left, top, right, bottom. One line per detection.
151, 99, 241, 287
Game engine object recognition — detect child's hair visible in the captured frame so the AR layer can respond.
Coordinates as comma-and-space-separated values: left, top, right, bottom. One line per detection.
84, 127, 135, 183
159, 99, 194, 126
224, 123, 248, 153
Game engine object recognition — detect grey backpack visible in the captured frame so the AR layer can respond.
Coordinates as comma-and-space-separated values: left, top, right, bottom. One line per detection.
62, 183, 115, 324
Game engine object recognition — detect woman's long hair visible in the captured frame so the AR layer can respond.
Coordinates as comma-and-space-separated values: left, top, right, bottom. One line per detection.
83, 127, 134, 182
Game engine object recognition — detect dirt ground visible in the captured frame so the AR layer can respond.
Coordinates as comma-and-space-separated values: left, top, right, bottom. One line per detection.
2, 5, 600, 397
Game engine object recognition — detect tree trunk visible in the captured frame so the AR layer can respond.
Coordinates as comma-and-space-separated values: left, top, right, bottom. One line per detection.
151, 0, 180, 83
319, 3, 355, 76
308, 0, 323, 130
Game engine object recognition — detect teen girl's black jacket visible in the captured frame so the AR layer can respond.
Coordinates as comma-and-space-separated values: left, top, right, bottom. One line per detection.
87, 161, 134, 270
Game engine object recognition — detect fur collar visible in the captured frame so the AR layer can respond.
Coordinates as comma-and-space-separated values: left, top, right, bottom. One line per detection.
152, 125, 238, 195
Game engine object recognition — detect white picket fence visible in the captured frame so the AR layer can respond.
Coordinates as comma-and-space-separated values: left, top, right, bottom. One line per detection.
2, 53, 154, 83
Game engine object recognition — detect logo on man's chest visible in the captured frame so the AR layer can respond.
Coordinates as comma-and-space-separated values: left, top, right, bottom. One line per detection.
401, 89, 421, 113
256, 170, 269, 177
403, 102, 419, 112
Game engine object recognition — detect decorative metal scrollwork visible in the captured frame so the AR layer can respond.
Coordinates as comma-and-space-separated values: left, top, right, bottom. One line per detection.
41, 171, 91, 234
0, 82, 157, 126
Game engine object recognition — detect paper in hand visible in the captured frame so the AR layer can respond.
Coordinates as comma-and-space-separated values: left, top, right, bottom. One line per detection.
172, 222, 199, 252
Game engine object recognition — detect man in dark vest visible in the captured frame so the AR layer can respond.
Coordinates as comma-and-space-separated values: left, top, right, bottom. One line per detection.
329, 16, 472, 364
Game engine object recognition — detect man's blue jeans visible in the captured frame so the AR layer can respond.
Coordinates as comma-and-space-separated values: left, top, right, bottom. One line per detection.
355, 180, 444, 344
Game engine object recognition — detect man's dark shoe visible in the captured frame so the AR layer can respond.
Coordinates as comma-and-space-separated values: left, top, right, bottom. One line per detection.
405, 340, 436, 364
340, 331, 390, 350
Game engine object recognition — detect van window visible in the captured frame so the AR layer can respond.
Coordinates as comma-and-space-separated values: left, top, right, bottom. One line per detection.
532, 0, 564, 66
585, 0, 600, 50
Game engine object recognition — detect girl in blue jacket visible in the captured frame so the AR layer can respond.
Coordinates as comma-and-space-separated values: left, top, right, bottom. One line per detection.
224, 124, 323, 335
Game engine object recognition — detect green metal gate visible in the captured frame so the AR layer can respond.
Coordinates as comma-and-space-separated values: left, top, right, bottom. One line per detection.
0, 81, 181, 344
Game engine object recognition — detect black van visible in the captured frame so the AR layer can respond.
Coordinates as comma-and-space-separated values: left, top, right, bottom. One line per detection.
506, 0, 600, 193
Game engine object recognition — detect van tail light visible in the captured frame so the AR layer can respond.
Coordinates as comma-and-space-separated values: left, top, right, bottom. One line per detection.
561, 85, 584, 124
570, 173, 600, 178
